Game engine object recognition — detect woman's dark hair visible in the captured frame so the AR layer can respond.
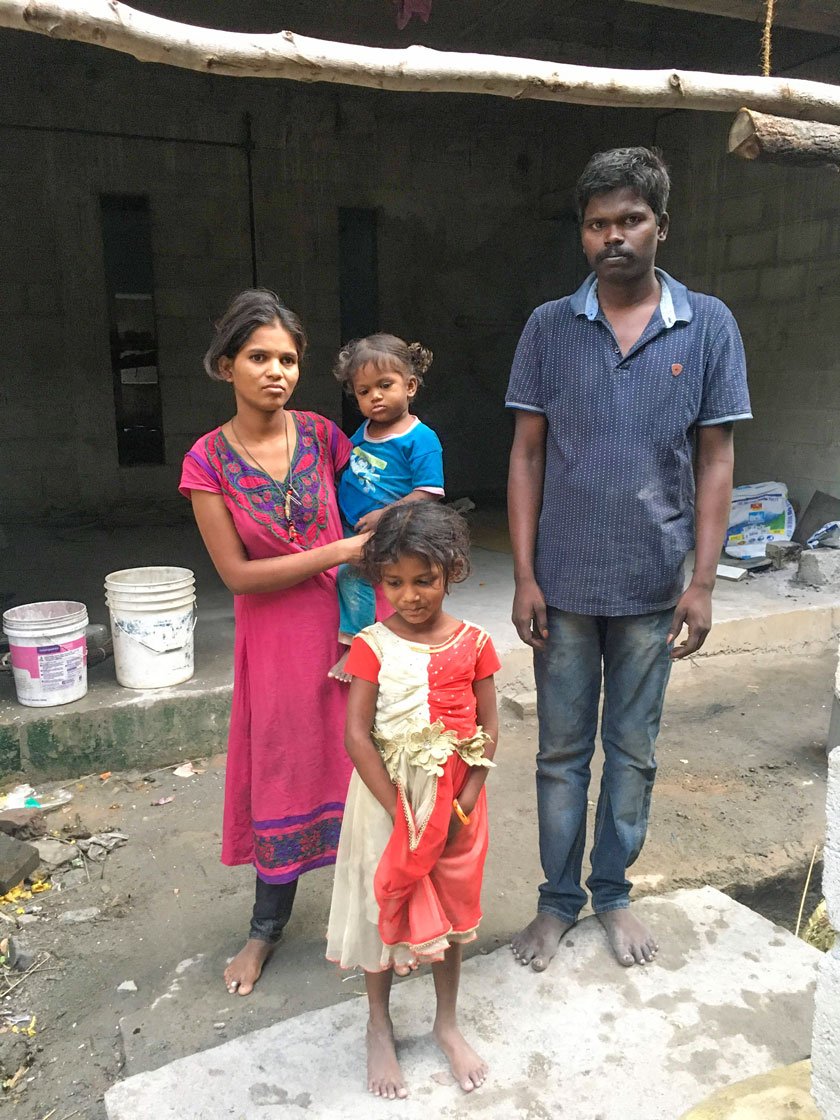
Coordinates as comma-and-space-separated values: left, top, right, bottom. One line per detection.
333, 333, 433, 396
575, 147, 671, 222
203, 289, 307, 380
360, 502, 470, 587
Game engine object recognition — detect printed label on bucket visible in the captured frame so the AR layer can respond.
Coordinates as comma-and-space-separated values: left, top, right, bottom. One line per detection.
11, 637, 87, 697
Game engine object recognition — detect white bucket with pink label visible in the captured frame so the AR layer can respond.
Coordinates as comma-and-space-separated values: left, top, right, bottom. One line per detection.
2, 601, 89, 707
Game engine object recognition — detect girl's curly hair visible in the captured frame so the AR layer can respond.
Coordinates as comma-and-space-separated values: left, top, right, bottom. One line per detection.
360, 502, 470, 587
333, 333, 433, 396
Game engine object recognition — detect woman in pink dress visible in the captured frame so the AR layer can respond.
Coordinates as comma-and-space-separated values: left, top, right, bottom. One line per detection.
179, 289, 368, 995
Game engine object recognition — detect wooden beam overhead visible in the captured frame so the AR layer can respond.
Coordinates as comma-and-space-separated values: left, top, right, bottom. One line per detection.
626, 0, 840, 40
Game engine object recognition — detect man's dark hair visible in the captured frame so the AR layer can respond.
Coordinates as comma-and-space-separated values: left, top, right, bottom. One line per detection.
575, 147, 671, 222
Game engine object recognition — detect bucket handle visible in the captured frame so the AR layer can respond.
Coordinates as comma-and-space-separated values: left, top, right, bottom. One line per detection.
113, 606, 197, 654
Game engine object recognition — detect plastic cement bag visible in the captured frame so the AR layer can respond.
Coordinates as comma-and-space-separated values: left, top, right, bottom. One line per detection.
724, 481, 796, 560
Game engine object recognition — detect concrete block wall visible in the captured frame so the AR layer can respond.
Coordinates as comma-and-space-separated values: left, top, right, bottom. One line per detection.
812, 746, 840, 1116
658, 106, 840, 516
1, 2, 838, 522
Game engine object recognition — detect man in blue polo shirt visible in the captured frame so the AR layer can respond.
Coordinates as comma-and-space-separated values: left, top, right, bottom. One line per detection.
506, 148, 751, 972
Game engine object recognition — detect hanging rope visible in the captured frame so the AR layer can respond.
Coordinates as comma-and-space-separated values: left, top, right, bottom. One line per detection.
761, 0, 775, 77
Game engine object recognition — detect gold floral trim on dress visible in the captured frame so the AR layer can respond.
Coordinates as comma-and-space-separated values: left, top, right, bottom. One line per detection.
372, 721, 495, 852
372, 720, 495, 782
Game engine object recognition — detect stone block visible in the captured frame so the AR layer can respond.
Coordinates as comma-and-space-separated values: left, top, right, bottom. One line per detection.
812, 946, 840, 1117
823, 747, 840, 930
0, 808, 46, 840
0, 832, 40, 894
502, 690, 537, 720
33, 837, 77, 871
795, 550, 840, 589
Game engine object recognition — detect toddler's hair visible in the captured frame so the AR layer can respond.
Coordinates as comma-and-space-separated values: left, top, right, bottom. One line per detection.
333, 333, 433, 396
361, 503, 470, 587
204, 289, 307, 380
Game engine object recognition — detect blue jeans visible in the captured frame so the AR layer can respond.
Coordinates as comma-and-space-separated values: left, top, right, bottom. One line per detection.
337, 562, 376, 638
533, 607, 673, 922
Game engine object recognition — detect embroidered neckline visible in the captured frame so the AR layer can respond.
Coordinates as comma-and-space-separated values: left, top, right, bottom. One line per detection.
377, 620, 470, 653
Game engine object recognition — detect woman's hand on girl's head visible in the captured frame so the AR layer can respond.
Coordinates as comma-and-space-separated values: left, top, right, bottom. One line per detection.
339, 531, 372, 565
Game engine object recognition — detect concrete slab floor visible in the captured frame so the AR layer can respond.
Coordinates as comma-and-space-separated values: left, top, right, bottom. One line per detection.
103, 888, 820, 1120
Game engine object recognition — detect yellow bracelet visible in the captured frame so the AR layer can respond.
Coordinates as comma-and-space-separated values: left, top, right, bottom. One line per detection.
452, 798, 471, 826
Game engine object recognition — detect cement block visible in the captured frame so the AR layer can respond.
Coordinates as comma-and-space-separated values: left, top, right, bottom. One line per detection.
823, 747, 840, 930
812, 946, 840, 1117
502, 689, 537, 719
0, 832, 40, 894
796, 551, 840, 589
105, 888, 820, 1120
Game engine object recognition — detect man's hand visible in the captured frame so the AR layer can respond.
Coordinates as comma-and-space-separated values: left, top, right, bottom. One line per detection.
512, 577, 549, 650
354, 508, 385, 534
668, 584, 712, 659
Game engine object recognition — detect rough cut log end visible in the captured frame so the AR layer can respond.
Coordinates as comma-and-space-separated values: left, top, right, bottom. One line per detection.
729, 106, 840, 169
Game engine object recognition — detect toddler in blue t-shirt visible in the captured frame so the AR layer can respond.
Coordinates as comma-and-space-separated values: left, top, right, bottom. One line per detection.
329, 333, 445, 681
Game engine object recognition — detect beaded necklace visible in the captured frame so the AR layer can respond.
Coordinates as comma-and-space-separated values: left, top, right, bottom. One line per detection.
230, 413, 300, 540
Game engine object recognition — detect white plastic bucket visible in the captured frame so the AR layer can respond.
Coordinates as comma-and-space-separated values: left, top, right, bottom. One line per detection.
104, 567, 196, 690
3, 601, 89, 707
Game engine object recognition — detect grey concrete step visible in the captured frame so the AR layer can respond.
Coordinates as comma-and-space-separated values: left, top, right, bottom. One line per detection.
104, 887, 820, 1120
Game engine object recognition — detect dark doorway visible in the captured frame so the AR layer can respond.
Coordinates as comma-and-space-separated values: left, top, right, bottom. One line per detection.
338, 207, 379, 434
100, 195, 165, 466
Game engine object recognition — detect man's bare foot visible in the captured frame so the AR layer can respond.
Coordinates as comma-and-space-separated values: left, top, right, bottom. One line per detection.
224, 938, 274, 995
328, 648, 352, 683
367, 1019, 407, 1099
433, 1023, 488, 1092
597, 909, 659, 967
510, 912, 574, 972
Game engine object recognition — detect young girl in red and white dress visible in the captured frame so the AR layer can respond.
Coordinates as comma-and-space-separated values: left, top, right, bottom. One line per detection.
326, 502, 500, 1100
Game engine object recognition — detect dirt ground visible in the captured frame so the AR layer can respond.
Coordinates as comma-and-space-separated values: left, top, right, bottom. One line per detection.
0, 646, 833, 1120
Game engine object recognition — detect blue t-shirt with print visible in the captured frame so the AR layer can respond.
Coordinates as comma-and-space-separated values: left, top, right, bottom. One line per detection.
338, 417, 445, 529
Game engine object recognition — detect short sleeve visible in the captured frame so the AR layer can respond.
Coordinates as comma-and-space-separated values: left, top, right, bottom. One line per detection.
179, 449, 221, 499
409, 424, 445, 493
345, 634, 381, 683
505, 310, 545, 414
696, 306, 752, 426
474, 632, 501, 680
329, 420, 353, 473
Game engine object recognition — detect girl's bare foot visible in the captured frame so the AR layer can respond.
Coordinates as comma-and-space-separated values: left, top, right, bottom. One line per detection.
328, 648, 352, 683
366, 1019, 407, 1099
511, 912, 574, 972
224, 938, 274, 995
392, 958, 418, 977
433, 1023, 488, 1092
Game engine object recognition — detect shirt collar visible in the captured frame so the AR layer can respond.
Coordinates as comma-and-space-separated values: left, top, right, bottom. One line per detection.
571, 268, 692, 327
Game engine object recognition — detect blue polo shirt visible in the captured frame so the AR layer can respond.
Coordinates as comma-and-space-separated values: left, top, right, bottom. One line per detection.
505, 269, 752, 616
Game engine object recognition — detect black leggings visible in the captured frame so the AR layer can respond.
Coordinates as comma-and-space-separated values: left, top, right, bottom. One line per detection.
249, 875, 298, 944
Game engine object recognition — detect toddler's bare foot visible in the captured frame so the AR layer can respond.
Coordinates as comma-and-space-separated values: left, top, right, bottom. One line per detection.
367, 1019, 407, 1099
511, 912, 574, 972
597, 909, 659, 967
328, 648, 352, 683
433, 1023, 488, 1092
224, 938, 274, 995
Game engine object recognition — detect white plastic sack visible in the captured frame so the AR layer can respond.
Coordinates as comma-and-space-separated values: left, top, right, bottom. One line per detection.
724, 481, 796, 560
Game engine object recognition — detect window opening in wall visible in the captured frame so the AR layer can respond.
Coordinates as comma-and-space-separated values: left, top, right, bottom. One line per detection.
338, 207, 379, 434
100, 195, 164, 466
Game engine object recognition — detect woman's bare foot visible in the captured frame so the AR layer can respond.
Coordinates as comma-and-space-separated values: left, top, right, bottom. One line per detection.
597, 909, 659, 967
328, 648, 352, 683
224, 938, 274, 995
511, 912, 574, 972
433, 1023, 488, 1092
367, 1019, 407, 1099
